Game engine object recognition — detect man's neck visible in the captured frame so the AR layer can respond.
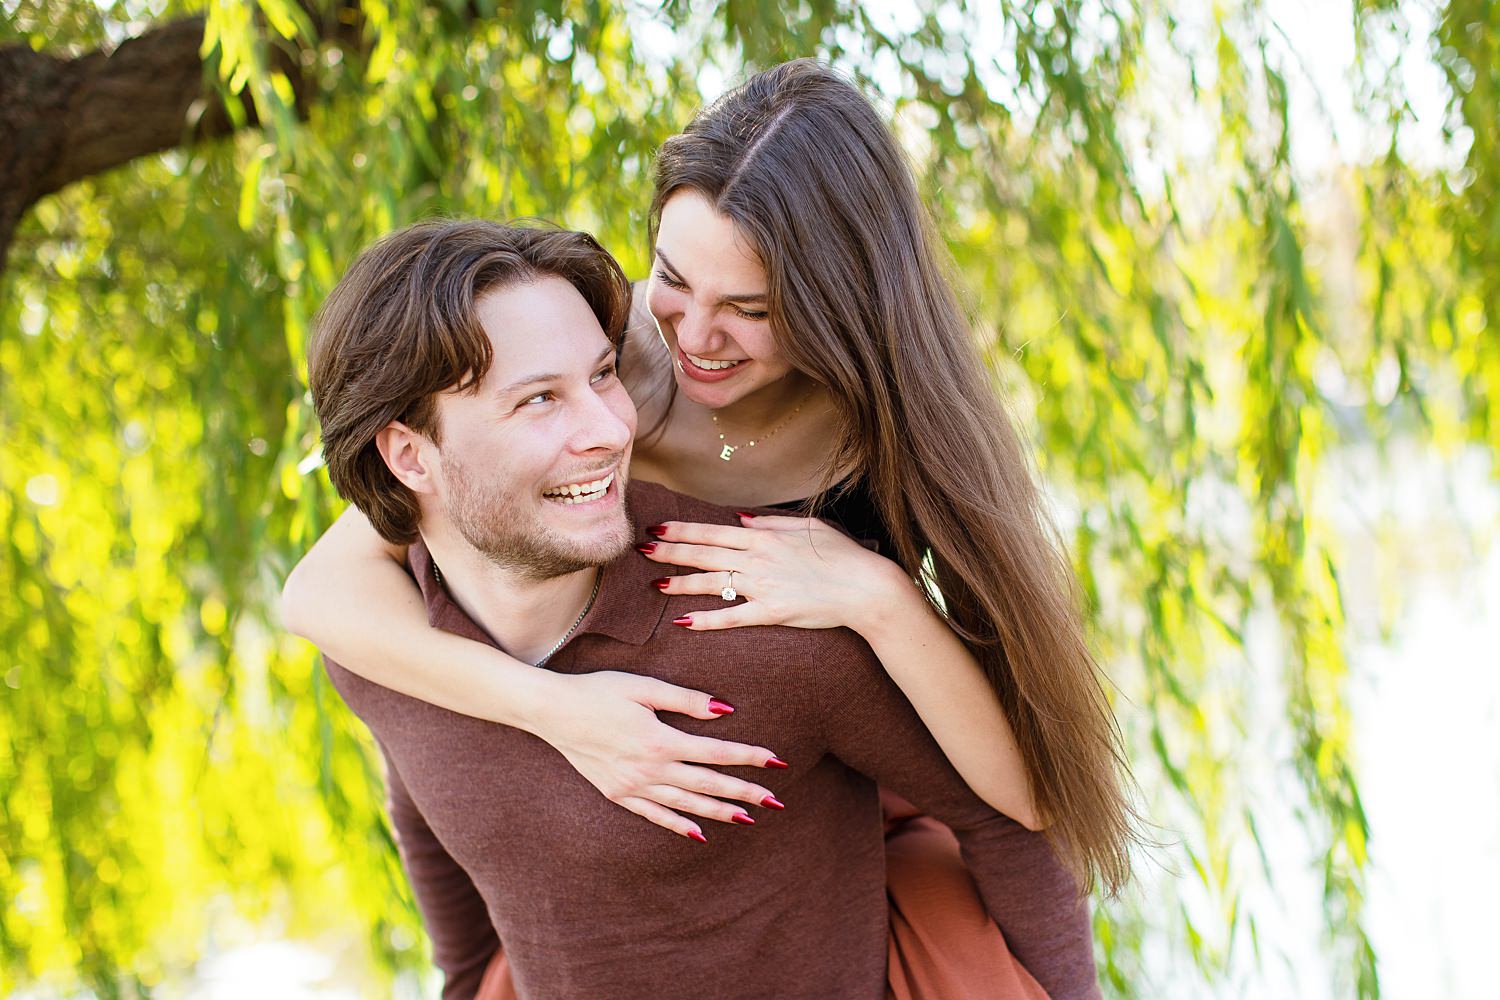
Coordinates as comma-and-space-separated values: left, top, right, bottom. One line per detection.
419, 525, 599, 667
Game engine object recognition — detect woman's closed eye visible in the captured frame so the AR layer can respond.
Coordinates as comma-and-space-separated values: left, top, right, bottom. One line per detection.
657, 270, 768, 322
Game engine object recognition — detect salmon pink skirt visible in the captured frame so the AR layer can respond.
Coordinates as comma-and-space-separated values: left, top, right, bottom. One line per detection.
476, 790, 1049, 999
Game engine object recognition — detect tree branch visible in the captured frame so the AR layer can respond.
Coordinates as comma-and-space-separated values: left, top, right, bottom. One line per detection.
0, 4, 368, 272
2, 18, 203, 266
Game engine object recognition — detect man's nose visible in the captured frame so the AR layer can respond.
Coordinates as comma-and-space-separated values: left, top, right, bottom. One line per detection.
570, 388, 632, 454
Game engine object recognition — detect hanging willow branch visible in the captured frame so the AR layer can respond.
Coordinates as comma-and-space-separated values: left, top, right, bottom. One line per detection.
2, 2, 1493, 998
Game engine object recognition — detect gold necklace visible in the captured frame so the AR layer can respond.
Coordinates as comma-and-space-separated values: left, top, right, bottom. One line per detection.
431, 562, 602, 666
710, 394, 810, 462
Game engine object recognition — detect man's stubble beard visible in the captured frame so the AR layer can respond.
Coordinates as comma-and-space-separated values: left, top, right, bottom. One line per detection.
443, 453, 634, 581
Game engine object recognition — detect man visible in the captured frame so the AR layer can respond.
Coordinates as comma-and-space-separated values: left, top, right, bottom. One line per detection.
307, 219, 1100, 999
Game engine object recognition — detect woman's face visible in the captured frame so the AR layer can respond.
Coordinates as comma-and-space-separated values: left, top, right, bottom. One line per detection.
647, 190, 800, 411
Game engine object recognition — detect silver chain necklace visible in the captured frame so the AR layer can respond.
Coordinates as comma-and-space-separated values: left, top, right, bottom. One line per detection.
431, 562, 602, 666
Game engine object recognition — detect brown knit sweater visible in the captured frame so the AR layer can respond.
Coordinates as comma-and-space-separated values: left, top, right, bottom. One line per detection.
324, 481, 1100, 1000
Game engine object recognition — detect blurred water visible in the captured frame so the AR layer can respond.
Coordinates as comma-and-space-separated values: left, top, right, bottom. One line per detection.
1347, 444, 1500, 999
1088, 438, 1499, 1000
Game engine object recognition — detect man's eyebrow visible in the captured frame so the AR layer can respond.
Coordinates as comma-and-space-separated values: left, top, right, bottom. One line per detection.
494, 344, 616, 397
656, 250, 767, 304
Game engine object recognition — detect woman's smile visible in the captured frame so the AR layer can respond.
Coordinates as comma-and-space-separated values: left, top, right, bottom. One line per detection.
677, 346, 749, 382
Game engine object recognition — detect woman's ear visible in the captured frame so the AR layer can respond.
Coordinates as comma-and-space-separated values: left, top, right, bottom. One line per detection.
375, 420, 438, 494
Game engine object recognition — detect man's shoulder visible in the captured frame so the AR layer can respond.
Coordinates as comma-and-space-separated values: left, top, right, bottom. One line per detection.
617, 481, 886, 690
319, 651, 381, 719
626, 479, 741, 528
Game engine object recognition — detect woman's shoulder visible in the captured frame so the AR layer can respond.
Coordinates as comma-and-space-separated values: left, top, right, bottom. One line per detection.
619, 284, 673, 423
798, 478, 898, 558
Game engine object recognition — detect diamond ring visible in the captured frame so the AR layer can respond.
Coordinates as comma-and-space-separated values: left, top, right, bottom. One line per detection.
721, 570, 738, 602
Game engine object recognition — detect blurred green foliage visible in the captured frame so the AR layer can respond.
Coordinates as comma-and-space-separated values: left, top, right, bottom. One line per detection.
1, 0, 1494, 997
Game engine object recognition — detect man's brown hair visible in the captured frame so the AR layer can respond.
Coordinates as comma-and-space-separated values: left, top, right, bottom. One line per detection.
308, 219, 630, 544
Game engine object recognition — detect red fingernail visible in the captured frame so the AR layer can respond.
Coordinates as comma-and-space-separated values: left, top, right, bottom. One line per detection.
707, 698, 735, 715
652, 577, 672, 591
731, 812, 756, 826
673, 615, 693, 627
636, 542, 657, 555
686, 830, 707, 844
647, 524, 669, 537
735, 510, 756, 519
764, 756, 789, 769
761, 794, 785, 810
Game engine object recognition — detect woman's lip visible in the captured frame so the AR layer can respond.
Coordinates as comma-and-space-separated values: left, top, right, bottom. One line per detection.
677, 347, 748, 383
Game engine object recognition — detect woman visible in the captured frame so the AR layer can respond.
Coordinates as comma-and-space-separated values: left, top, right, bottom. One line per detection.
285, 59, 1134, 995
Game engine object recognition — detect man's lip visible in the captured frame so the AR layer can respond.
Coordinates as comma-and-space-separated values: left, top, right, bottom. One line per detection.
677, 346, 749, 383
540, 476, 621, 508
541, 466, 621, 498
544, 468, 617, 492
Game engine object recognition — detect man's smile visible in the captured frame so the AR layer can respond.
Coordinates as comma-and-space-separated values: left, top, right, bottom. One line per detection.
540, 467, 620, 506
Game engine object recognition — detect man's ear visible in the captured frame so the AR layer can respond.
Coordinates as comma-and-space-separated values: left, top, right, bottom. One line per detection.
376, 420, 438, 494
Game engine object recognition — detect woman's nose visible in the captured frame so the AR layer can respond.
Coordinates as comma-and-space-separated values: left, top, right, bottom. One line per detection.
673, 302, 721, 354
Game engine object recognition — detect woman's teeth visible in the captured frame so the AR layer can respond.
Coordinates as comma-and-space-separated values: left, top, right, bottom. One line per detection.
685, 351, 744, 371
542, 471, 615, 504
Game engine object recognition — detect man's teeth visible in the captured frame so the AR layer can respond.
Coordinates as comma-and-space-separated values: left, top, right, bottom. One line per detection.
542, 471, 615, 504
685, 352, 744, 371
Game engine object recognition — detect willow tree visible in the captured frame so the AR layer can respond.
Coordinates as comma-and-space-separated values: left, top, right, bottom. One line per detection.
1, 1, 1493, 997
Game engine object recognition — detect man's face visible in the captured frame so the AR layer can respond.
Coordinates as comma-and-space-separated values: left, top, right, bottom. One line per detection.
428, 276, 637, 579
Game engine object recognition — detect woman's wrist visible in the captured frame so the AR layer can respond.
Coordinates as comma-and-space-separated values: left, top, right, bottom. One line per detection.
455, 641, 571, 737
844, 558, 927, 643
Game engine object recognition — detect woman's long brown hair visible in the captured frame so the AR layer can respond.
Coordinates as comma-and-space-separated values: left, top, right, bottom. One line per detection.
650, 59, 1138, 894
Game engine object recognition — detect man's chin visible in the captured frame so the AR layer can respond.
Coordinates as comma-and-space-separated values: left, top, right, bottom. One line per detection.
520, 501, 633, 578
567, 509, 634, 568
447, 458, 634, 579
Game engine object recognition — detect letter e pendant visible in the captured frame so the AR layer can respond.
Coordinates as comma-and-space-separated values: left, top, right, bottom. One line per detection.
719, 444, 736, 461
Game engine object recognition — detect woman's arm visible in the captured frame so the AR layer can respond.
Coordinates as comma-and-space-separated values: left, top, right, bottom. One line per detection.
281, 506, 788, 839
849, 571, 1042, 830
638, 515, 1043, 830
283, 506, 560, 729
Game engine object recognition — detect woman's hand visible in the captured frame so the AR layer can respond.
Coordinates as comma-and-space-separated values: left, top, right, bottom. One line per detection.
531, 670, 789, 843
638, 515, 1044, 829
637, 514, 906, 632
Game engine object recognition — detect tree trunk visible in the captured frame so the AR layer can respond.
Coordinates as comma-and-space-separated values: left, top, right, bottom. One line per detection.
1, 17, 224, 270
0, 2, 382, 275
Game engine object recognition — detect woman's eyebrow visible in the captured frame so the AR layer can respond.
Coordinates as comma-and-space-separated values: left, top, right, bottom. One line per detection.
656, 250, 767, 304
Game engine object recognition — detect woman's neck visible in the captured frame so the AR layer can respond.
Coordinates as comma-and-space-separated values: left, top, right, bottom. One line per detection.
697, 369, 822, 436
